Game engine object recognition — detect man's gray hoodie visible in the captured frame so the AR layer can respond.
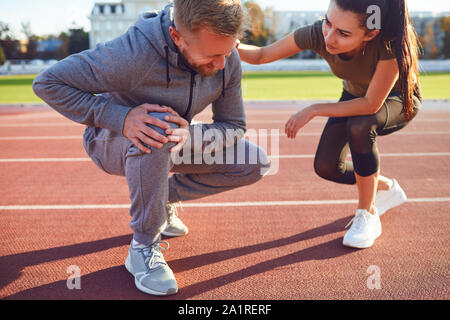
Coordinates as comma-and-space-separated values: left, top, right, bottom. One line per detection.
32, 4, 246, 148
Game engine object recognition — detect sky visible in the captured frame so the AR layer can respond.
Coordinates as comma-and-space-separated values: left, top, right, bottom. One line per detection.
1, 0, 449, 39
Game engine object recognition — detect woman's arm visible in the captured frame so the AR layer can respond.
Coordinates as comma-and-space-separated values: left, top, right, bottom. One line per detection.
311, 59, 400, 117
237, 32, 303, 65
285, 59, 400, 138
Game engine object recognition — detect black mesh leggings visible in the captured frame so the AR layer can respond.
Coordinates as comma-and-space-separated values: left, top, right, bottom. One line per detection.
313, 90, 421, 185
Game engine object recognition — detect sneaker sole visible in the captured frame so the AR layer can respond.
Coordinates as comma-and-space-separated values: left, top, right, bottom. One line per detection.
342, 231, 382, 249
161, 230, 188, 237
125, 255, 178, 296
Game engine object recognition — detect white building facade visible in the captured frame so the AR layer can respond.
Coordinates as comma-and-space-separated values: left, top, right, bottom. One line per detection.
264, 10, 325, 42
89, 0, 170, 49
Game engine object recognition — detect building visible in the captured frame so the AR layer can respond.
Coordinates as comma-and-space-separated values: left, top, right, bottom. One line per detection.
264, 10, 325, 59
265, 10, 325, 42
89, 0, 169, 49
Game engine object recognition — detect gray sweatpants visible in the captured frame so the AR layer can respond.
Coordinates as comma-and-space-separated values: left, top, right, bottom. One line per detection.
83, 112, 270, 245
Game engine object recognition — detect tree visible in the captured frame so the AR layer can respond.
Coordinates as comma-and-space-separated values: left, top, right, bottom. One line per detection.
421, 22, 439, 59
56, 31, 70, 59
54, 28, 89, 60
0, 21, 9, 63
67, 28, 89, 55
0, 39, 21, 60
21, 21, 33, 39
0, 45, 5, 66
20, 21, 38, 59
0, 21, 13, 40
242, 1, 272, 46
440, 16, 450, 59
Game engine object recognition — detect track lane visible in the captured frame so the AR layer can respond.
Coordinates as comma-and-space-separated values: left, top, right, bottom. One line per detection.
0, 103, 449, 300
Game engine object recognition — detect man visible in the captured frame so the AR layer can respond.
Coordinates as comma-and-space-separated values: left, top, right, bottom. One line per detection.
33, 0, 269, 296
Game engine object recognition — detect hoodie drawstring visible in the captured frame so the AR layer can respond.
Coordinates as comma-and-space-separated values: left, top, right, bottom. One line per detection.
164, 45, 171, 88
222, 68, 225, 98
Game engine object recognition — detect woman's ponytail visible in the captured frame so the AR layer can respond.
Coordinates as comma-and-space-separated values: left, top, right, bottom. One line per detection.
385, 0, 422, 120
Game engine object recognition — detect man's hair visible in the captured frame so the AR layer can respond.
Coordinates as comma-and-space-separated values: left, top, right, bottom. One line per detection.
173, 0, 244, 37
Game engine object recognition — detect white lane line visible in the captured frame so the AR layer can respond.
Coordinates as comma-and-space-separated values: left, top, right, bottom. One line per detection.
246, 119, 450, 124
0, 122, 81, 127
0, 114, 64, 120
1, 152, 450, 163
1, 131, 449, 141
273, 152, 450, 159
0, 136, 81, 141
1, 117, 448, 127
0, 158, 91, 163
1, 197, 449, 211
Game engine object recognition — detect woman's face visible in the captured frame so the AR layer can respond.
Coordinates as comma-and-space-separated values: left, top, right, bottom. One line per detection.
322, 0, 378, 56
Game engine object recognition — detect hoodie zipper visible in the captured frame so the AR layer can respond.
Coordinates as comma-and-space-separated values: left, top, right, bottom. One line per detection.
183, 71, 196, 118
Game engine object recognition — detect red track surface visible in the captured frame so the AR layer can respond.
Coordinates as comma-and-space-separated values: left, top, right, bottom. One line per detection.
0, 103, 449, 300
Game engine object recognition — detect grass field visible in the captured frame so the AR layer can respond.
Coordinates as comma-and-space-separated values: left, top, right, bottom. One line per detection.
0, 71, 449, 104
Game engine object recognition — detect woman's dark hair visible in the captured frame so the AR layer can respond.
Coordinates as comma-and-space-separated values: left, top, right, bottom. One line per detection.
333, 0, 422, 119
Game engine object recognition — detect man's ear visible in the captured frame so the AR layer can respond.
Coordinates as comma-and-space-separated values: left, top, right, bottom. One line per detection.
169, 26, 182, 46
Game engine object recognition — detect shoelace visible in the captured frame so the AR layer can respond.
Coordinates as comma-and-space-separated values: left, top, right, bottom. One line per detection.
141, 241, 170, 270
345, 211, 368, 230
167, 202, 183, 224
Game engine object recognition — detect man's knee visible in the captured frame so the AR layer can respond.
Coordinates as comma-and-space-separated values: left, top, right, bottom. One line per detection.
240, 141, 271, 184
145, 111, 180, 152
147, 111, 179, 133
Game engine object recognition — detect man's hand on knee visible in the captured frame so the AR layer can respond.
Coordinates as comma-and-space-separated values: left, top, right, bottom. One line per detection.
123, 103, 190, 154
163, 108, 190, 153
123, 103, 174, 154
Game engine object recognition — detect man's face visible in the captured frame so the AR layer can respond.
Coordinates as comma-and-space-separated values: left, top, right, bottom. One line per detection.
169, 25, 237, 77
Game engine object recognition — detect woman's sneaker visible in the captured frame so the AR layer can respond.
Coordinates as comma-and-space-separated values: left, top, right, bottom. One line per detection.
343, 209, 382, 249
162, 202, 189, 237
125, 240, 178, 296
375, 179, 407, 216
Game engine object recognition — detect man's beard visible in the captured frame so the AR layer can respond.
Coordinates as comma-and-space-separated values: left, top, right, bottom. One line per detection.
193, 64, 219, 77
178, 49, 219, 77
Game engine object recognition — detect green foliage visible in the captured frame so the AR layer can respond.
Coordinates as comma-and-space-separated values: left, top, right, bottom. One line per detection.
242, 1, 272, 46
0, 45, 5, 66
67, 28, 89, 55
440, 17, 450, 59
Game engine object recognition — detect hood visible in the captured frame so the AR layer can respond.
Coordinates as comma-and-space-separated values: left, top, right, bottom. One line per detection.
134, 4, 178, 66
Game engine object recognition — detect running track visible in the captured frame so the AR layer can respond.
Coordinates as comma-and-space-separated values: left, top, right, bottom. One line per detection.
0, 101, 449, 300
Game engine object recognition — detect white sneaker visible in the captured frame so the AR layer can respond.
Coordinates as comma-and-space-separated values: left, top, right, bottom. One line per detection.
375, 179, 407, 216
162, 202, 189, 237
343, 209, 382, 249
125, 240, 178, 296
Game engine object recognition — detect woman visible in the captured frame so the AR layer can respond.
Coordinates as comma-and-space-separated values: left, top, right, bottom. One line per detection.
237, 0, 422, 248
